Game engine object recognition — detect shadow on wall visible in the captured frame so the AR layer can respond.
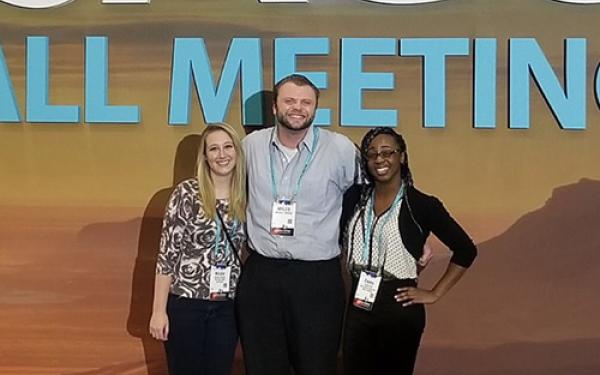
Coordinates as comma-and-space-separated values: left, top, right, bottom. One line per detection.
126, 134, 203, 375
244, 90, 275, 135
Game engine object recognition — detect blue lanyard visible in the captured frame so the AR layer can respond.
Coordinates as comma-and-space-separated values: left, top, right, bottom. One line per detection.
362, 184, 405, 272
214, 209, 238, 261
269, 126, 320, 201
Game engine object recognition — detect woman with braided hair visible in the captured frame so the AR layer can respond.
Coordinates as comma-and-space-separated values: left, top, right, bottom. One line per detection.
341, 127, 477, 375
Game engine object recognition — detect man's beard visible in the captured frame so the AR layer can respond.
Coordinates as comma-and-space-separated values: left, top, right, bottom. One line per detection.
276, 109, 315, 132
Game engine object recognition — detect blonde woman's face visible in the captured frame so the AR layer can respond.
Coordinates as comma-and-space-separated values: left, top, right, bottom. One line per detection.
204, 130, 237, 178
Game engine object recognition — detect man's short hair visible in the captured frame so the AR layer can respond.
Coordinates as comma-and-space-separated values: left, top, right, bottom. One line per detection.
273, 74, 320, 104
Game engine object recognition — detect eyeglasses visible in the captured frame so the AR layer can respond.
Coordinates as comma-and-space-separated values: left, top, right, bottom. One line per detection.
365, 148, 401, 160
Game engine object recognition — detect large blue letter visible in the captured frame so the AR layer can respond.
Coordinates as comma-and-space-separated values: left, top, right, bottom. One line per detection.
85, 37, 140, 123
509, 38, 586, 130
0, 43, 20, 122
474, 38, 497, 128
26, 36, 80, 123
169, 38, 262, 125
401, 38, 469, 128
340, 38, 396, 127
275, 38, 330, 125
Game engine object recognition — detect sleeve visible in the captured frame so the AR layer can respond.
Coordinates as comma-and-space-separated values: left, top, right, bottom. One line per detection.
156, 184, 185, 275
339, 183, 362, 246
427, 197, 478, 268
338, 135, 362, 191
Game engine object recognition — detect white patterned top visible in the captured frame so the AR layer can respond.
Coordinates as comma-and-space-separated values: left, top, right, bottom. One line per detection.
346, 195, 417, 280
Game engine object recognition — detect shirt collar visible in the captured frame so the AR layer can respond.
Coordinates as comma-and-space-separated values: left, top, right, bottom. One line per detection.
270, 124, 315, 152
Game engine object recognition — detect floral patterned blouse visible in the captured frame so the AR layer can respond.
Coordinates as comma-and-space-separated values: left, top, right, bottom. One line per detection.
156, 178, 245, 299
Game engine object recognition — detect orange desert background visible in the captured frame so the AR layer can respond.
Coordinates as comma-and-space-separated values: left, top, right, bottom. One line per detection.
1, 0, 600, 374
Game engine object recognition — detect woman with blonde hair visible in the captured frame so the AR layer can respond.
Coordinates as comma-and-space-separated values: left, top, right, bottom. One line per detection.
149, 122, 246, 375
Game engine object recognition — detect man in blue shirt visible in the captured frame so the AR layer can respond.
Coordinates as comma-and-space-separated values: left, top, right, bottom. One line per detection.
238, 74, 358, 375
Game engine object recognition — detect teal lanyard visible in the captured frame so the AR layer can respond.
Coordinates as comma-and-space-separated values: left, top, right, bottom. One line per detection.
214, 208, 238, 263
269, 126, 320, 201
362, 184, 405, 273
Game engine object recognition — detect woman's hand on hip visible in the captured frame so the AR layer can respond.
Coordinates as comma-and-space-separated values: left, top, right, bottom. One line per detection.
394, 287, 439, 307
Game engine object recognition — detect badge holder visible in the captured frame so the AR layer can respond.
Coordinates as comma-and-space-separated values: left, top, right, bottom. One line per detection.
270, 199, 296, 236
352, 270, 382, 311
209, 264, 231, 301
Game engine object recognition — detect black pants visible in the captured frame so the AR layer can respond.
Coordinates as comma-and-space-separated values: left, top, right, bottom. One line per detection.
342, 278, 425, 375
237, 252, 345, 375
164, 294, 238, 375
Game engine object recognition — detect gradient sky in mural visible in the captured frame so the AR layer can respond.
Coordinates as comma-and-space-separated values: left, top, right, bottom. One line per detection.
1, 0, 599, 221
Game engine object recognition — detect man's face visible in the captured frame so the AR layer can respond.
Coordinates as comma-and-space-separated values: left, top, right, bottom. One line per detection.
273, 82, 317, 132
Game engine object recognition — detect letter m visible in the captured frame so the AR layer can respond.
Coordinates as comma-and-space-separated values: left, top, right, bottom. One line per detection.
169, 38, 263, 125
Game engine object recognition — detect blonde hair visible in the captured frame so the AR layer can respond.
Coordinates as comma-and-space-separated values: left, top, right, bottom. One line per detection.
196, 122, 246, 222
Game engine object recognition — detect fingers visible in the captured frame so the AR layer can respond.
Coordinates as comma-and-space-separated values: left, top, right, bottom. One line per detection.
396, 287, 438, 306
153, 327, 167, 341
149, 326, 160, 341
149, 322, 168, 341
394, 287, 416, 307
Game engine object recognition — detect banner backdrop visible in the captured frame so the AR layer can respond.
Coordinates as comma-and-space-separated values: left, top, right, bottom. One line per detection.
1, 0, 600, 373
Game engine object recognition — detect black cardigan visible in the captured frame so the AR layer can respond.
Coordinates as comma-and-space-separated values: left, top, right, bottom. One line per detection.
341, 184, 477, 268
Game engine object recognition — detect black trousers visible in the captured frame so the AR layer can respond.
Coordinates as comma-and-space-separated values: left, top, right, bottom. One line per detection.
237, 251, 345, 375
342, 278, 425, 375
164, 294, 238, 375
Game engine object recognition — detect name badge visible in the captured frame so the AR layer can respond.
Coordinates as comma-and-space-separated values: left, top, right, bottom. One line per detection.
209, 265, 231, 301
270, 199, 296, 236
352, 271, 382, 311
